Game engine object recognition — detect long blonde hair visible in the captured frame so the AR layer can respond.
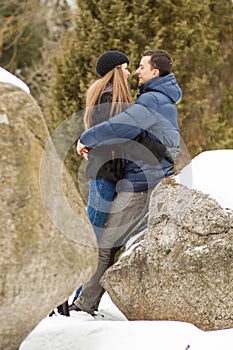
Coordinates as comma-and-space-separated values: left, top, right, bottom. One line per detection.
84, 66, 133, 129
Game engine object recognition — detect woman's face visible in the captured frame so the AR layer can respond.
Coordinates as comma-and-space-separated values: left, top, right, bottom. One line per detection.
121, 63, 130, 81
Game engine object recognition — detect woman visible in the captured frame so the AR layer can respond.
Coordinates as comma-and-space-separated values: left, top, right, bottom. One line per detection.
82, 50, 132, 240
71, 51, 132, 308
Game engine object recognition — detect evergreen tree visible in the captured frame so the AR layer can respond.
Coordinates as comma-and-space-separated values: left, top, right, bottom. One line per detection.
159, 0, 233, 155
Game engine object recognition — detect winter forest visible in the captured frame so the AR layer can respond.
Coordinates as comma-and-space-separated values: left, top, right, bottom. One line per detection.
0, 0, 232, 192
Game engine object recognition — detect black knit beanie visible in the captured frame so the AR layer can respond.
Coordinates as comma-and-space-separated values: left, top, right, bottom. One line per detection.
96, 50, 129, 77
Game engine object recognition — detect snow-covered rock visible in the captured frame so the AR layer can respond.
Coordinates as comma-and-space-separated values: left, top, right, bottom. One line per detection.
0, 67, 30, 94
101, 150, 233, 330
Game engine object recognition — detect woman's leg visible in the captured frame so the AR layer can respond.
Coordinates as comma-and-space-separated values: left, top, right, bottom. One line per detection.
87, 179, 116, 240
71, 179, 116, 311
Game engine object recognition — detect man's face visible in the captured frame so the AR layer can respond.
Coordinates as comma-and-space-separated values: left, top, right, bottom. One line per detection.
135, 55, 158, 85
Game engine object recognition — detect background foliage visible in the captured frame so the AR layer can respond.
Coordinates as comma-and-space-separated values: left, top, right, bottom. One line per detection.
1, 0, 232, 189
0, 0, 72, 105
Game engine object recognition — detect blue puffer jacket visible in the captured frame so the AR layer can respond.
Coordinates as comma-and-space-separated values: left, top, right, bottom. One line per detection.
80, 73, 182, 191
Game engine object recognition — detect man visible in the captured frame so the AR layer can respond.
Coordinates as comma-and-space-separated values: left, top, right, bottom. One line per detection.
72, 49, 182, 315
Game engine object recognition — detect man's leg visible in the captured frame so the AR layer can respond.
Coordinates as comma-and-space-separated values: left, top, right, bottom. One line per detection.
99, 190, 151, 249
73, 247, 116, 314
74, 190, 151, 313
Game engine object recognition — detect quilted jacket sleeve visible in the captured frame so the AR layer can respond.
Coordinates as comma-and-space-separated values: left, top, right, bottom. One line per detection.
80, 104, 159, 147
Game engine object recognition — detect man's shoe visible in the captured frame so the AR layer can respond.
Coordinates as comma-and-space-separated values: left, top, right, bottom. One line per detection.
69, 303, 96, 316
49, 300, 70, 317
69, 303, 82, 312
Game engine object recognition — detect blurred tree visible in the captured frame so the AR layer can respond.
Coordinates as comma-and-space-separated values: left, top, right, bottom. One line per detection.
0, 0, 73, 103
0, 0, 44, 72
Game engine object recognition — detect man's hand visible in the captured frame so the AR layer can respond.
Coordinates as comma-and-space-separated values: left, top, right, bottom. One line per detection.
76, 139, 89, 160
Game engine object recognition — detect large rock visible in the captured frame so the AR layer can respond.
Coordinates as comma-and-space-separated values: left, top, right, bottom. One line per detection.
101, 178, 233, 330
0, 83, 98, 350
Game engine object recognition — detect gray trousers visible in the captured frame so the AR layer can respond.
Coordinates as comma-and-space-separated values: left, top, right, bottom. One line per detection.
75, 190, 151, 314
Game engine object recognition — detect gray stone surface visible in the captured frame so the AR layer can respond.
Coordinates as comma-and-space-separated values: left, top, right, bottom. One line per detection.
101, 179, 233, 330
0, 83, 98, 350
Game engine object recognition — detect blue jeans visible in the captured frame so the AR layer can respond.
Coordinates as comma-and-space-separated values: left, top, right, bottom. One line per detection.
87, 179, 116, 240
74, 286, 82, 299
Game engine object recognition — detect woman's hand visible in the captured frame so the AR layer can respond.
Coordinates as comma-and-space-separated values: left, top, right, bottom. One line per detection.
76, 139, 89, 160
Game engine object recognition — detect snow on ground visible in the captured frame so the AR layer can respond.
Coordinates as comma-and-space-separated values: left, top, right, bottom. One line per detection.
19, 150, 233, 349
19, 292, 233, 350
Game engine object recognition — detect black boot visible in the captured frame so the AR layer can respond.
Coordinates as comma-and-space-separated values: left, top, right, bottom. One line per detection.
57, 300, 70, 316
49, 300, 70, 317
69, 303, 96, 316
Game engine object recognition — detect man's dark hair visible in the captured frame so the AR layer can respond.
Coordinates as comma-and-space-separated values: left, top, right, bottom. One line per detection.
142, 49, 173, 77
